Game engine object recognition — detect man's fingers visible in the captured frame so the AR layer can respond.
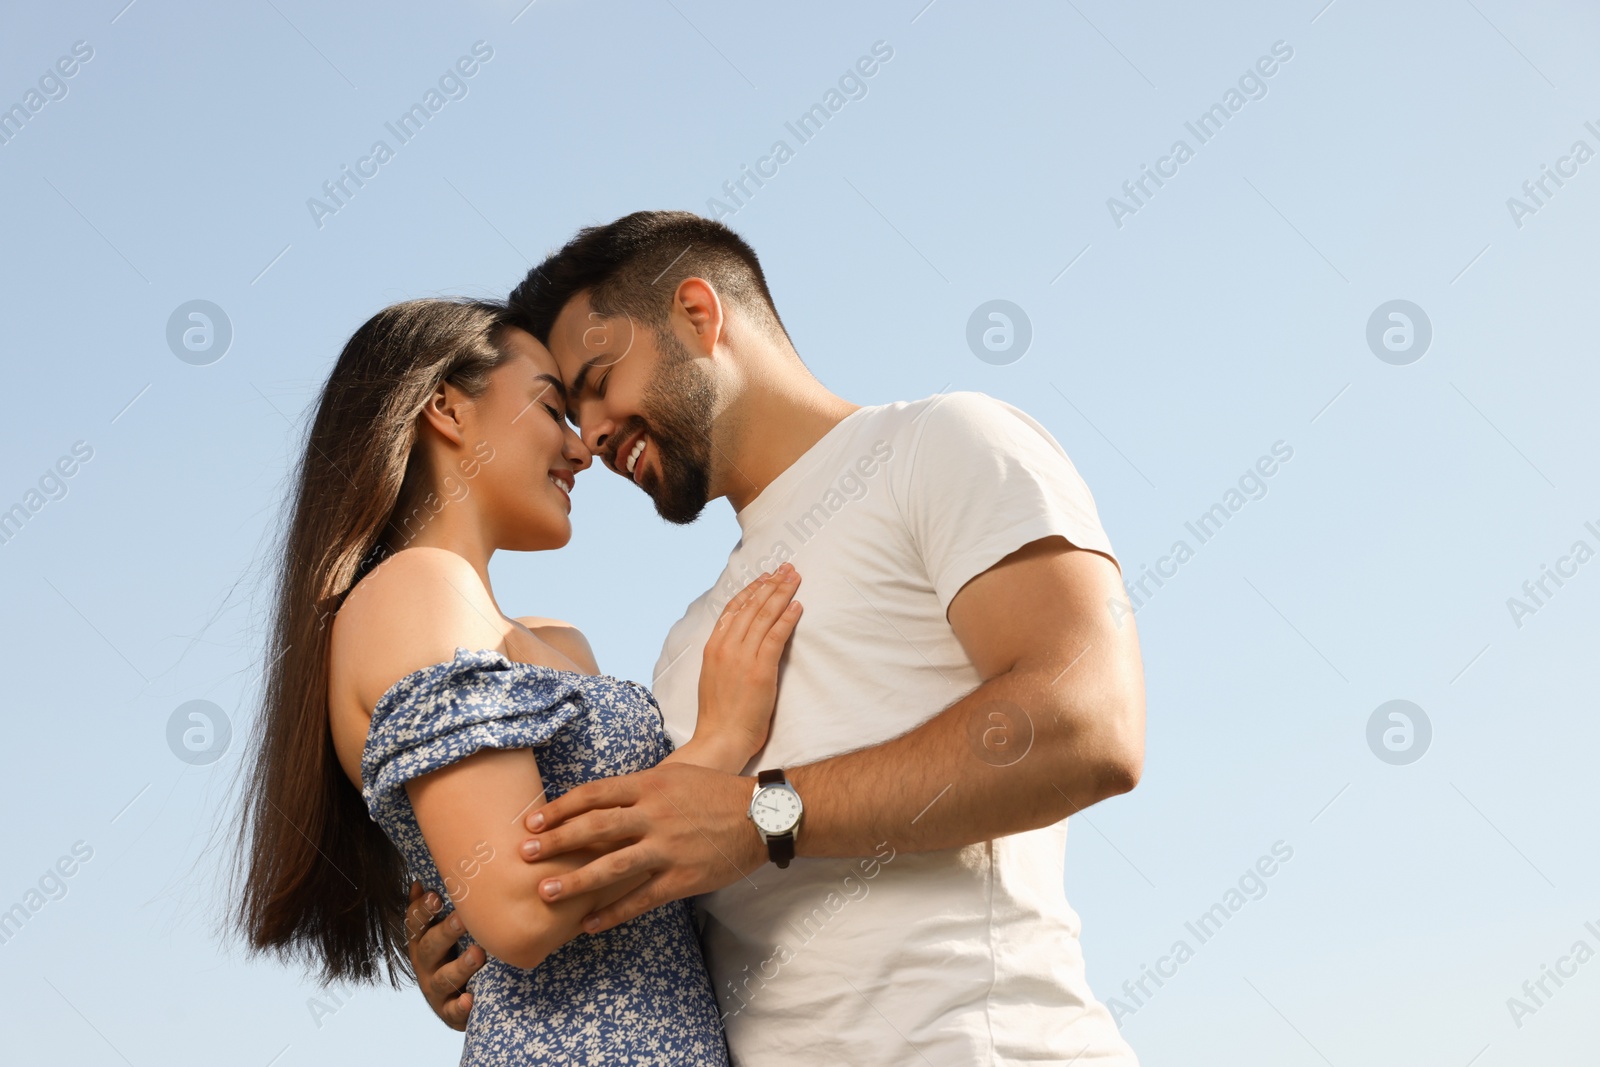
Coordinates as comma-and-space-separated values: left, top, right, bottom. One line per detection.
405, 882, 427, 940
430, 942, 485, 1000
581, 879, 666, 935
538, 843, 654, 901
521, 806, 643, 861
526, 775, 639, 832
441, 990, 474, 1032
406, 888, 445, 943
404, 880, 479, 1032
415, 909, 467, 972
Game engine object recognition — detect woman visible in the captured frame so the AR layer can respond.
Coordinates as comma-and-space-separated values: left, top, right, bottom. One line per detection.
235, 298, 802, 1064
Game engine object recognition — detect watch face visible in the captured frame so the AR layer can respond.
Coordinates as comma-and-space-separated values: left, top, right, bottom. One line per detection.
750, 786, 802, 834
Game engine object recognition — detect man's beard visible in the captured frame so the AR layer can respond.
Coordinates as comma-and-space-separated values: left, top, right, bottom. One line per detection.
632, 328, 717, 525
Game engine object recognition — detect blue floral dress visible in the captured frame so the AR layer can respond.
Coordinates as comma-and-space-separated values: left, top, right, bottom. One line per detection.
362, 648, 731, 1066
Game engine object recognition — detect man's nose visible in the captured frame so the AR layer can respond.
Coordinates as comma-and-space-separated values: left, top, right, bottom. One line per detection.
583, 416, 614, 460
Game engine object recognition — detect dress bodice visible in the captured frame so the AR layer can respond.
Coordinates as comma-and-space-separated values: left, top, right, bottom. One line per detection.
362, 648, 730, 1066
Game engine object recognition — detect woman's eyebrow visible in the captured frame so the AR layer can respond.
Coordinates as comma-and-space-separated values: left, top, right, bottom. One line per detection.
533, 373, 569, 403
512, 374, 569, 426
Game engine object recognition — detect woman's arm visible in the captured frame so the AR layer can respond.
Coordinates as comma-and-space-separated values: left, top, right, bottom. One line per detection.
405, 748, 644, 970
339, 552, 800, 968
333, 548, 643, 969
403, 566, 800, 979
409, 568, 801, 966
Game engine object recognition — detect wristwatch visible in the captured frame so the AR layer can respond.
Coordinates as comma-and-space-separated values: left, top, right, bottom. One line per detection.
747, 768, 803, 868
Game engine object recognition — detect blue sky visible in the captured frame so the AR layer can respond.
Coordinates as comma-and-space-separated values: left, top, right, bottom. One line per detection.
1, 1, 1596, 1064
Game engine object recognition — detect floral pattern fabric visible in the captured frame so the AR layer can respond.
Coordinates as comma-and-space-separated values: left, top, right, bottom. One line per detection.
363, 648, 730, 1066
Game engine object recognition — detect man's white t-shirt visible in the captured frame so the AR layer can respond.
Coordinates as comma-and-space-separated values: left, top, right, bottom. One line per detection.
651, 392, 1138, 1066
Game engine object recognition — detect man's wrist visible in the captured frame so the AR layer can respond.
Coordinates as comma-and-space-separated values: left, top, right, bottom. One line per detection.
782, 764, 816, 858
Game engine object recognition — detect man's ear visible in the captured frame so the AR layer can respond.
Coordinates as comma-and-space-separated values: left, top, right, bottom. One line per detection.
419, 381, 469, 446
672, 277, 724, 357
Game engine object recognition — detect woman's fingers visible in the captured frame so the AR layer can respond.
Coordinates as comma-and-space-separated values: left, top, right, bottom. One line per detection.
758, 596, 803, 661
715, 571, 771, 631
725, 570, 787, 646
748, 567, 799, 629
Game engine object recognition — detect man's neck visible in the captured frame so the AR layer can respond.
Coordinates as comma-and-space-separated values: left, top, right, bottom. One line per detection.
717, 373, 860, 514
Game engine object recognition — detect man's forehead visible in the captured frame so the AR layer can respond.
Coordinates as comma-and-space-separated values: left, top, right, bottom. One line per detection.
546, 293, 595, 382
549, 294, 638, 388
548, 293, 591, 352
550, 290, 595, 332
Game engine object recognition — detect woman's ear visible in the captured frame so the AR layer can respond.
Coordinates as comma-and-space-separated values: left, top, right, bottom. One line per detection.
418, 382, 469, 447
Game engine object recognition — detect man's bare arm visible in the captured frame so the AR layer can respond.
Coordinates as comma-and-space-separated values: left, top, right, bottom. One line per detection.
515, 536, 1145, 933
789, 535, 1144, 856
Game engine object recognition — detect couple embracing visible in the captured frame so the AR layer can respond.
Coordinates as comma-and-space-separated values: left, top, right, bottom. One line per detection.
236, 210, 1146, 1065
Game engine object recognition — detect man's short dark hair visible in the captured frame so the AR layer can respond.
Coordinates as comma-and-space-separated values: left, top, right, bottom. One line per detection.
508, 211, 788, 345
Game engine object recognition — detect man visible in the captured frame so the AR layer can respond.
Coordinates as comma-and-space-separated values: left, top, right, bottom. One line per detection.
409, 210, 1145, 1064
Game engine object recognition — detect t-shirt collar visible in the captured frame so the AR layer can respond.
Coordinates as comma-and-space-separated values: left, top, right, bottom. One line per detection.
731, 405, 875, 533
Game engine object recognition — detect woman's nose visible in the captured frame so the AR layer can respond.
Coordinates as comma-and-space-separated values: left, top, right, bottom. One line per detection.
565, 425, 594, 472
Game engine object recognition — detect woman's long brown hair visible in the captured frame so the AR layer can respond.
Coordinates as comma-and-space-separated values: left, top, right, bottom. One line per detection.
235, 298, 515, 984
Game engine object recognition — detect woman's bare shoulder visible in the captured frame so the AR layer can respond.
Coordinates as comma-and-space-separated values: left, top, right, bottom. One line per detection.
513, 617, 600, 676
330, 549, 504, 710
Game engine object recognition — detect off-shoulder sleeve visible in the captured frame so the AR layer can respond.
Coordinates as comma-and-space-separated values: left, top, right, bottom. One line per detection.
360, 648, 594, 902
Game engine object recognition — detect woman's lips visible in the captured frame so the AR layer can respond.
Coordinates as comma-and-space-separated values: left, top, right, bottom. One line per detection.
548, 470, 573, 507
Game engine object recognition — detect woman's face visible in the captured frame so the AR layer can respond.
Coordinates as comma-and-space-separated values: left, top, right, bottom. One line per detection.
446, 326, 592, 552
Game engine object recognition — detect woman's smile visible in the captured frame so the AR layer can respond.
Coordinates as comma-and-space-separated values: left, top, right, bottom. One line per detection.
547, 468, 574, 508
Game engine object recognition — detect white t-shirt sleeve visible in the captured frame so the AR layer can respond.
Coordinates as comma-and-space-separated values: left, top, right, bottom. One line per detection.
893, 392, 1120, 614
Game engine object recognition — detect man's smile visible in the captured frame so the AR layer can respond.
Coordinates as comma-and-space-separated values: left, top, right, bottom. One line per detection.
609, 428, 653, 486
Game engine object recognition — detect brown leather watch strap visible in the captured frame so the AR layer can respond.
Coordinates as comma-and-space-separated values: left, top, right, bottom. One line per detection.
768, 830, 795, 868
758, 768, 786, 787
